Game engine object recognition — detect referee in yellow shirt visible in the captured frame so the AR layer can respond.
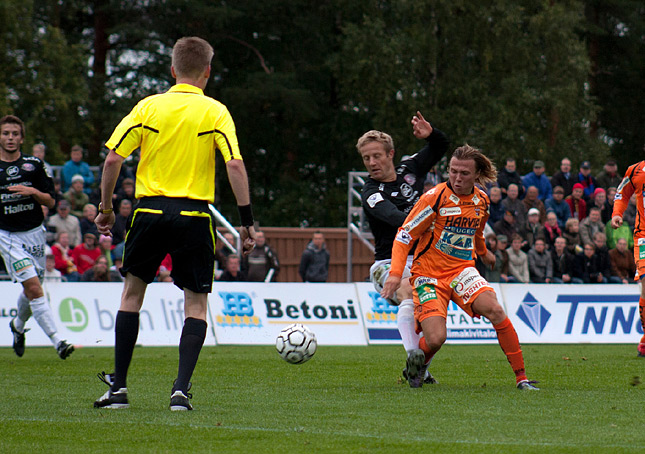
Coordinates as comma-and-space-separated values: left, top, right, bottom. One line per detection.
93, 36, 256, 411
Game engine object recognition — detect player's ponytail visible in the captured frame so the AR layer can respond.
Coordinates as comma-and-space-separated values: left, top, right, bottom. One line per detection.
452, 145, 497, 186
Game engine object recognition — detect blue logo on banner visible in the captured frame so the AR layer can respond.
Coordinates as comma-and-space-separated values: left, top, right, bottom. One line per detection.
516, 292, 551, 335
366, 291, 397, 324
216, 292, 261, 327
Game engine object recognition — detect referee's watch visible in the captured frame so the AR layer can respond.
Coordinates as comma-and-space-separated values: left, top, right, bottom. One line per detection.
98, 203, 113, 214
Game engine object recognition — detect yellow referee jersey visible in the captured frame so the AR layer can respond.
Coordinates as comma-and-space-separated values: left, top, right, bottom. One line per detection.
105, 83, 242, 203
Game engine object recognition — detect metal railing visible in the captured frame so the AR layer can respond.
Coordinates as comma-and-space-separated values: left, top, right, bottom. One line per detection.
346, 171, 374, 282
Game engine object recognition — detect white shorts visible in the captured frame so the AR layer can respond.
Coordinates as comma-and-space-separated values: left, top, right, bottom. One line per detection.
370, 256, 414, 305
0, 225, 46, 283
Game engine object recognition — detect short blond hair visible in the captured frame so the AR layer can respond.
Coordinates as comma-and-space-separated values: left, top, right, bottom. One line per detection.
172, 37, 214, 79
356, 130, 394, 154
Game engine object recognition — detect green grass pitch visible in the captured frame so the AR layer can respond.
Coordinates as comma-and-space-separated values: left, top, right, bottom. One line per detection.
1, 344, 643, 453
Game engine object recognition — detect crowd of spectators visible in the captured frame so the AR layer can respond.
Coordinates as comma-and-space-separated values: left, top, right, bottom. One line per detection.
469, 157, 636, 284
15, 144, 638, 286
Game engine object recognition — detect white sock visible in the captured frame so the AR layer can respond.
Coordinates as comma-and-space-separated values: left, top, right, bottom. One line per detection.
13, 316, 26, 333
50, 334, 62, 348
29, 296, 59, 341
397, 299, 422, 353
13, 293, 31, 332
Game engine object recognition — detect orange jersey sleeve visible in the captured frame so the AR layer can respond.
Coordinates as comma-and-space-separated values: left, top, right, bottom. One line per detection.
390, 190, 439, 277
613, 162, 640, 216
613, 161, 645, 237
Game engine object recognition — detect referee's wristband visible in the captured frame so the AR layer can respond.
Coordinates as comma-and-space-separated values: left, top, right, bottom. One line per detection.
237, 204, 254, 227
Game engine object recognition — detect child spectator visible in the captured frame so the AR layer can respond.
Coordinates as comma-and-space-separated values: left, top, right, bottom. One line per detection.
563, 217, 583, 255
43, 253, 63, 283
156, 254, 173, 282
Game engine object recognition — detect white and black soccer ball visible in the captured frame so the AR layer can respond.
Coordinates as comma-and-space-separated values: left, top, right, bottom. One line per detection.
276, 323, 317, 364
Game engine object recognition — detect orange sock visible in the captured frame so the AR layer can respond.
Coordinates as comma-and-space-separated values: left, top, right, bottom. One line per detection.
418, 336, 435, 364
638, 298, 645, 344
494, 317, 527, 383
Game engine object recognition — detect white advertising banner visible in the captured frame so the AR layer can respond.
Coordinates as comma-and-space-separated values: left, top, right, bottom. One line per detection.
209, 282, 367, 345
502, 284, 642, 343
1, 282, 640, 347
356, 282, 503, 345
0, 282, 217, 348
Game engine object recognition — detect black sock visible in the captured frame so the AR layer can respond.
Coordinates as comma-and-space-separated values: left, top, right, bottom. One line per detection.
112, 311, 140, 392
174, 317, 207, 393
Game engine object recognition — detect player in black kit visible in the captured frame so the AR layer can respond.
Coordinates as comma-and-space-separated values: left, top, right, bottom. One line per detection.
357, 111, 448, 382
0, 115, 74, 359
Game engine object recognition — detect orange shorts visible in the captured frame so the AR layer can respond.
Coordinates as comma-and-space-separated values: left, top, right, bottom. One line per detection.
635, 237, 645, 281
411, 266, 494, 324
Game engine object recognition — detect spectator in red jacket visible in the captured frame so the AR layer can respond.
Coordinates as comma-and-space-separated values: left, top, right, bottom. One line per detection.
566, 183, 588, 221
71, 232, 102, 275
51, 231, 80, 281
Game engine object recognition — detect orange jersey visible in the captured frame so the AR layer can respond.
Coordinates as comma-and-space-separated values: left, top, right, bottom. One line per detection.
613, 161, 645, 236
390, 182, 489, 279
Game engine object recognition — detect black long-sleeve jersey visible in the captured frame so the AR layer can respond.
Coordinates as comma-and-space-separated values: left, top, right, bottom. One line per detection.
0, 154, 55, 232
361, 128, 449, 260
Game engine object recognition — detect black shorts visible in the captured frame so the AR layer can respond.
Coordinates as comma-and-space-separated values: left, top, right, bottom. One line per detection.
121, 197, 215, 293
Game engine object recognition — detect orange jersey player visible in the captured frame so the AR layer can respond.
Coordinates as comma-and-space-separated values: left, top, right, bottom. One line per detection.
382, 144, 538, 390
611, 161, 645, 357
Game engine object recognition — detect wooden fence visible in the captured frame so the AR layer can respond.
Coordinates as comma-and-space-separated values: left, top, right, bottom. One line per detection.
220, 227, 375, 283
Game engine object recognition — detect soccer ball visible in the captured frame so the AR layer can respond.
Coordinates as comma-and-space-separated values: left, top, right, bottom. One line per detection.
276, 323, 317, 364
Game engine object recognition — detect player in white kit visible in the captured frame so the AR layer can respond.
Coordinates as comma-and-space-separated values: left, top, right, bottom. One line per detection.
1, 115, 74, 359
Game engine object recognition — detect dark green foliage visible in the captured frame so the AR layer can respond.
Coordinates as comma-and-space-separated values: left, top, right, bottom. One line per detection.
2, 1, 641, 225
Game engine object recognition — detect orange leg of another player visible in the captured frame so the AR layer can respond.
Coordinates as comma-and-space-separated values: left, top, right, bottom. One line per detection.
471, 291, 528, 384
418, 316, 446, 364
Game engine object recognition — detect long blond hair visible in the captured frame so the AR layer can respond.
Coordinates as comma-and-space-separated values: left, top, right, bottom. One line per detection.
451, 144, 497, 186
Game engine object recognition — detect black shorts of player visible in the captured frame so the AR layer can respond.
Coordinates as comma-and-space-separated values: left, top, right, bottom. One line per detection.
121, 196, 215, 293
